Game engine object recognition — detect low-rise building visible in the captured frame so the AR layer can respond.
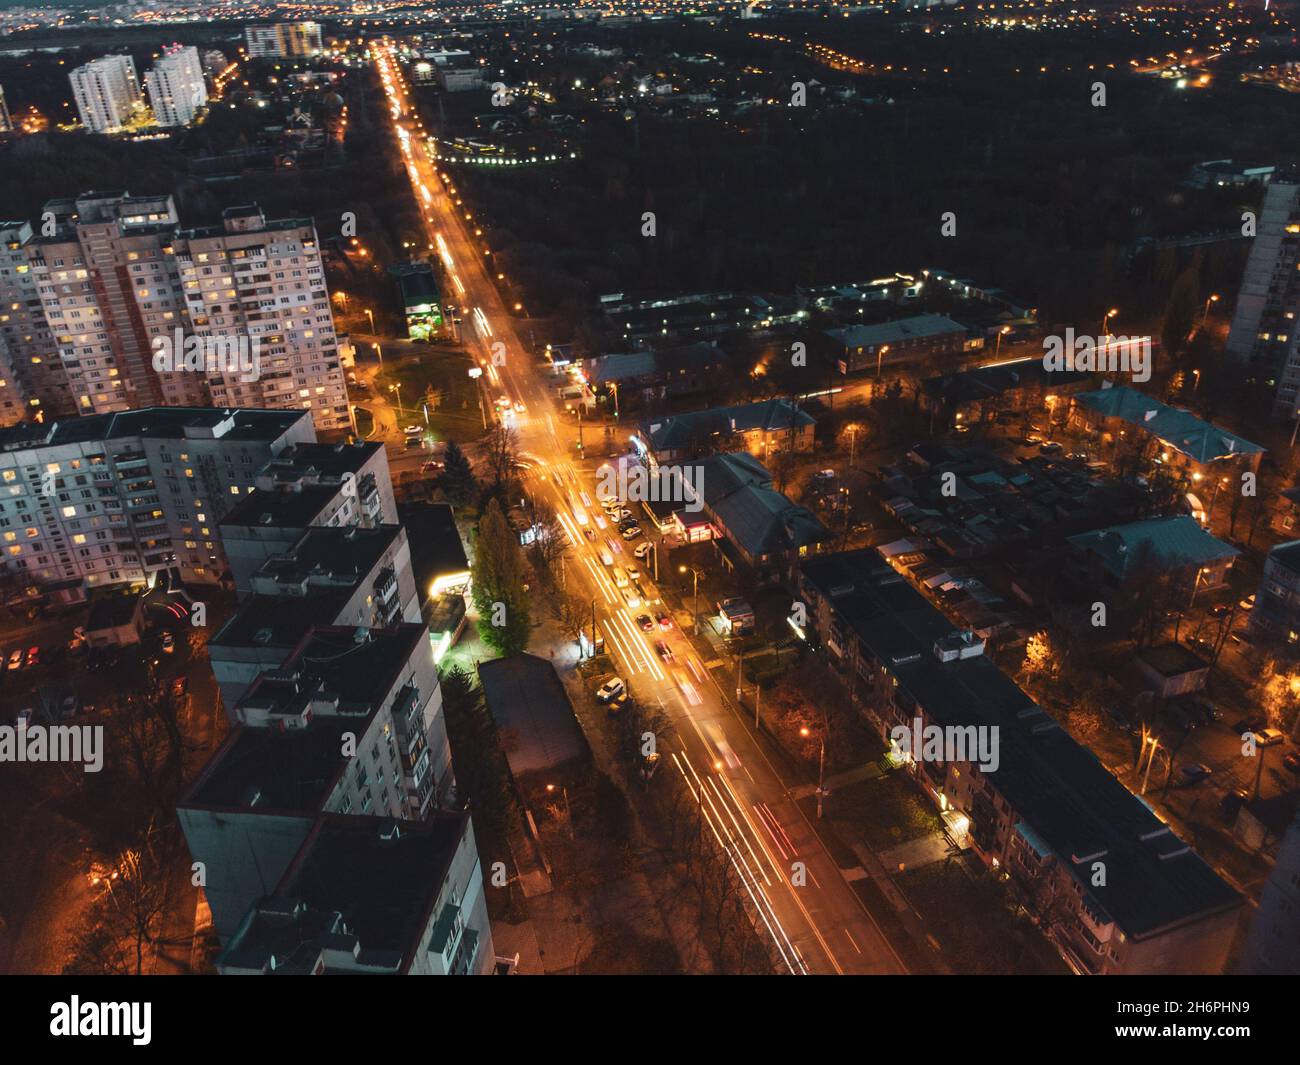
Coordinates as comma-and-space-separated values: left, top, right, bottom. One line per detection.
636, 398, 814, 466
797, 548, 1243, 974
1067, 385, 1264, 483
1067, 516, 1239, 597
825, 313, 976, 376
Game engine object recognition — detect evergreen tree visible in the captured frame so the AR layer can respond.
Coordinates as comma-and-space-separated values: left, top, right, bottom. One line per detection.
439, 439, 477, 506
470, 499, 531, 657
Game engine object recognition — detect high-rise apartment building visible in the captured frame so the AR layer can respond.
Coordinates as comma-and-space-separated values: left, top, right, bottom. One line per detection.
26, 192, 206, 412
244, 22, 323, 59
145, 44, 208, 128
68, 55, 141, 134
172, 206, 352, 432
1, 222, 58, 426
1225, 173, 1300, 417
179, 622, 458, 942
0, 83, 12, 133
16, 193, 350, 430
0, 406, 314, 598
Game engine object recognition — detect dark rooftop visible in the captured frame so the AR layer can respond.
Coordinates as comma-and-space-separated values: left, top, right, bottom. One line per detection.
0, 407, 308, 454
800, 549, 1242, 939
397, 502, 469, 595
478, 654, 588, 781
224, 813, 468, 974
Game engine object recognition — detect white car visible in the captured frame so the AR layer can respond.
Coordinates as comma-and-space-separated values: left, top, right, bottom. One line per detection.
600, 548, 614, 566
513, 400, 526, 414
596, 677, 625, 703
633, 541, 652, 560
404, 424, 421, 436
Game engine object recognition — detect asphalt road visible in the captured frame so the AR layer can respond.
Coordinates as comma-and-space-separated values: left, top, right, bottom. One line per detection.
373, 42, 906, 975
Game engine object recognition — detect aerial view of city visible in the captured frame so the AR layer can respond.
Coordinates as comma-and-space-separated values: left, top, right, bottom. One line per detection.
0, 0, 1294, 1038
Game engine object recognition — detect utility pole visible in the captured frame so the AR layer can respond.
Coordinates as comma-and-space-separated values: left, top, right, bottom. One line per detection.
754, 682, 761, 729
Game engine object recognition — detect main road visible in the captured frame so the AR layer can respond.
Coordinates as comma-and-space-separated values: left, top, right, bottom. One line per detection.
373, 42, 906, 975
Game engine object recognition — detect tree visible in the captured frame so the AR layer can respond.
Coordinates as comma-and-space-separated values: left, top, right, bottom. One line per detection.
470, 499, 532, 657
65, 834, 169, 976
439, 439, 477, 507
1161, 266, 1199, 358
482, 423, 520, 492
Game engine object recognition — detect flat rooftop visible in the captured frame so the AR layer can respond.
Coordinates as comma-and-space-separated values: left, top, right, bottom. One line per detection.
478, 653, 587, 780
0, 407, 308, 454
223, 812, 468, 974
397, 502, 469, 592
255, 525, 403, 588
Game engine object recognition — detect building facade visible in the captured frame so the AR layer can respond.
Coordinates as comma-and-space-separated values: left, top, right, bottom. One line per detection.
244, 22, 324, 59
172, 206, 351, 432
145, 45, 208, 127
1225, 174, 1300, 417
0, 407, 314, 601
69, 55, 141, 133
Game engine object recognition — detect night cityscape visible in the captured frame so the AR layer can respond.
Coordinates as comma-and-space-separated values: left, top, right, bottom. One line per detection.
0, 0, 1294, 1034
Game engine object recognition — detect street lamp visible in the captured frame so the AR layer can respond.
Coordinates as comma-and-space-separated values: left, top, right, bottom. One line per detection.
364, 308, 375, 332
994, 324, 1011, 359
389, 382, 403, 416
679, 564, 702, 633
876, 343, 890, 379
1101, 307, 1118, 339
371, 342, 384, 372
846, 423, 860, 467
801, 725, 827, 819
1201, 293, 1220, 327
545, 783, 573, 839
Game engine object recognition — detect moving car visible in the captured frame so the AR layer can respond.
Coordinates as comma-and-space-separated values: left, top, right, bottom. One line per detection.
513, 400, 527, 414
636, 614, 655, 633
25, 645, 39, 668
596, 677, 625, 703
599, 547, 614, 566
656, 610, 672, 631
655, 640, 674, 663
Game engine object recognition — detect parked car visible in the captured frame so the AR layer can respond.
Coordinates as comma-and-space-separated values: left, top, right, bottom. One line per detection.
596, 677, 626, 703
25, 645, 39, 668
1180, 763, 1214, 784
633, 541, 652, 561
1283, 751, 1300, 774
161, 632, 175, 654
1220, 788, 1249, 815
15, 707, 34, 727
7, 648, 23, 671
621, 526, 642, 541
59, 694, 78, 719
1232, 715, 1266, 735
171, 676, 189, 698
1039, 441, 1063, 455
1251, 727, 1285, 747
